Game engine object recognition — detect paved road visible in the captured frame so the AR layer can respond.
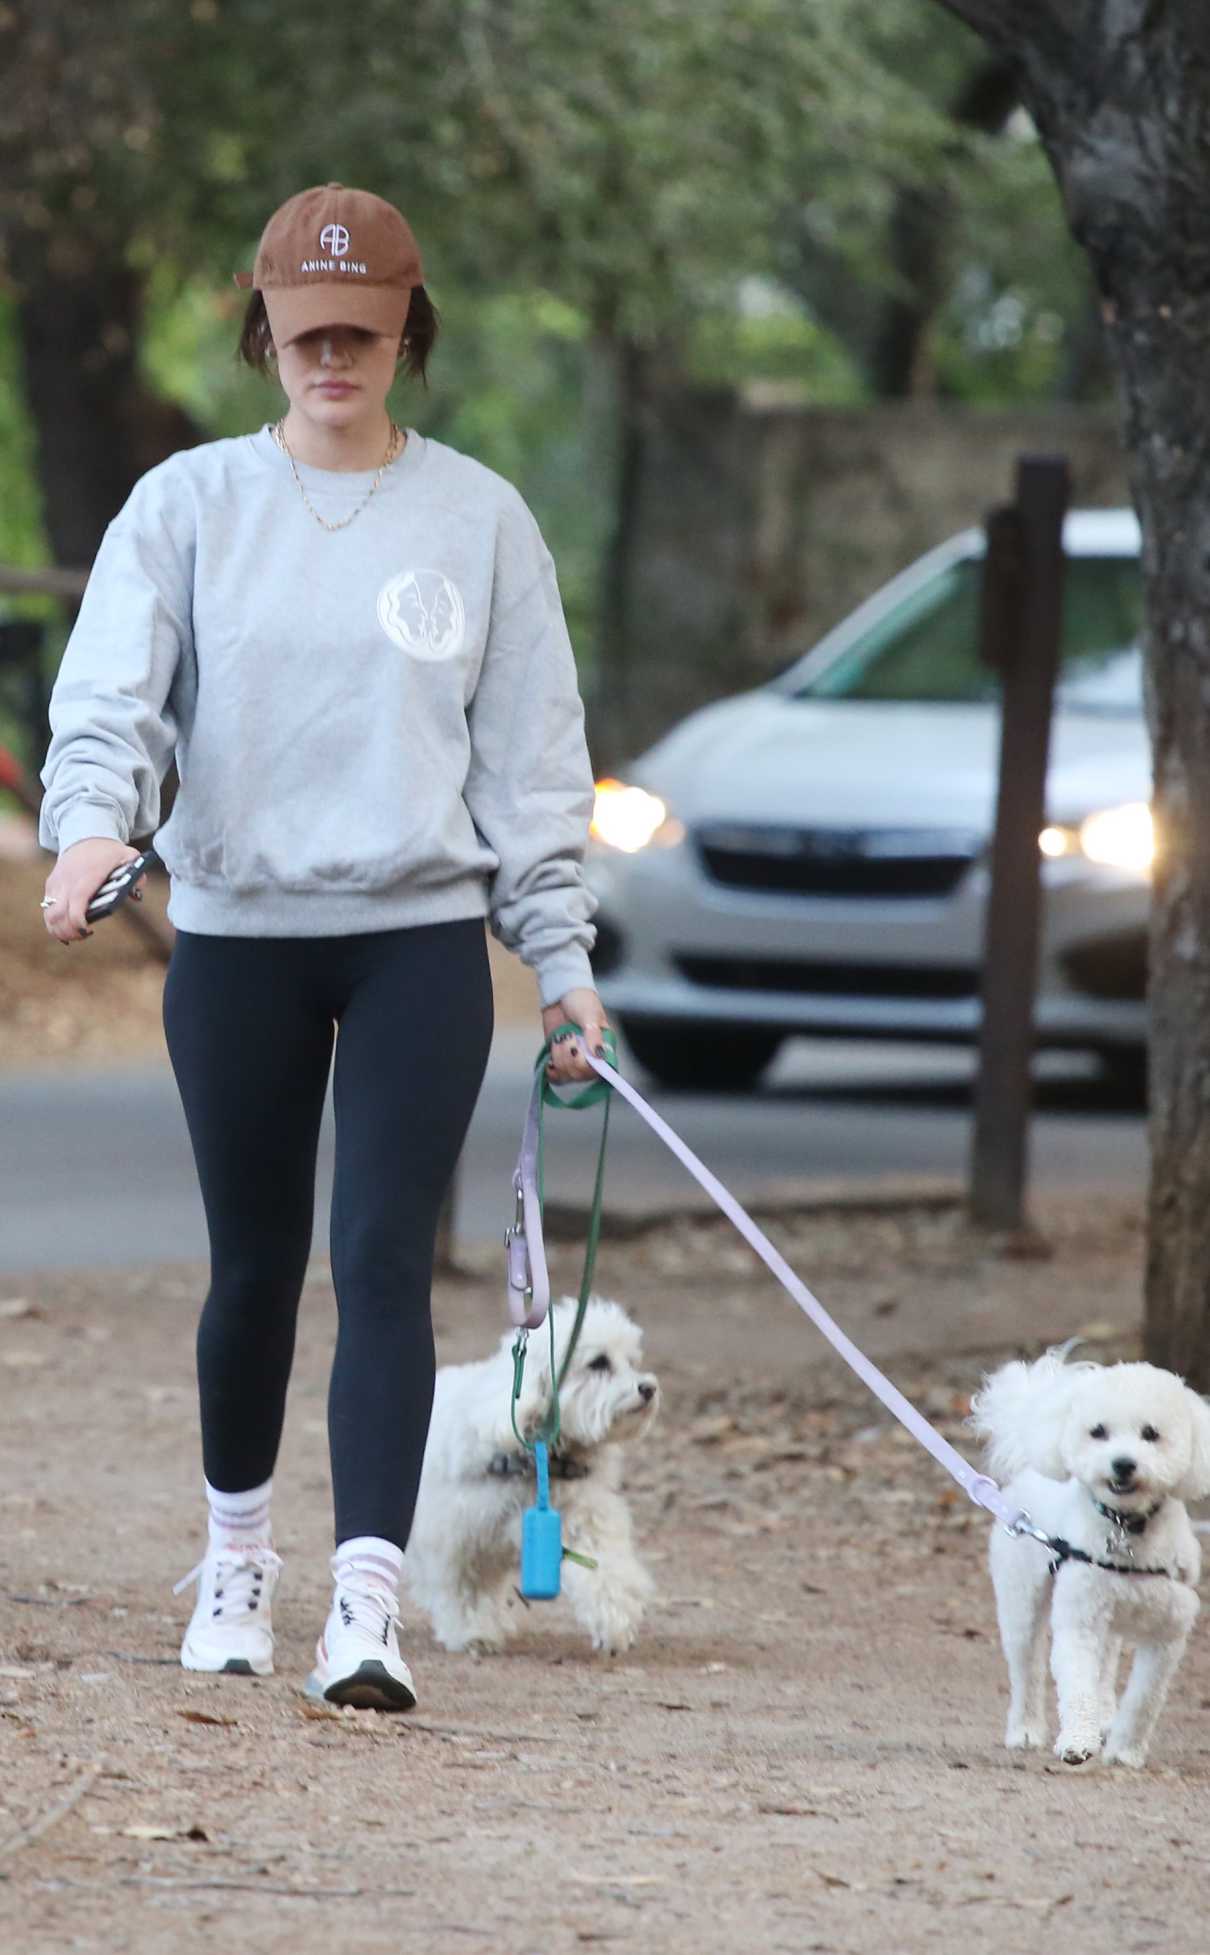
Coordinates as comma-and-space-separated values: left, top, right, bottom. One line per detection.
0, 1031, 1147, 1277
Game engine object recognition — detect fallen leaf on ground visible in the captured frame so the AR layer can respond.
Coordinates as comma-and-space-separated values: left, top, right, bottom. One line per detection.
177, 1708, 237, 1728
116, 1823, 208, 1843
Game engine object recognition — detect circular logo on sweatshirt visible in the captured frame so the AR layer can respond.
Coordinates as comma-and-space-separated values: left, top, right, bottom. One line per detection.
376, 569, 466, 662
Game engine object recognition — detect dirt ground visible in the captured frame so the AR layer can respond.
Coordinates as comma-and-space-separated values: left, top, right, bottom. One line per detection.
3, 825, 1208, 1954
5, 1197, 1210, 1955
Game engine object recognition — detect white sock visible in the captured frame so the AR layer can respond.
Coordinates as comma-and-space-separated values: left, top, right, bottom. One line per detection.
333, 1535, 403, 1598
205, 1476, 273, 1551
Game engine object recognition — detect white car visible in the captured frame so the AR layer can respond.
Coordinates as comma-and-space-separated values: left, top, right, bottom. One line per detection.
586, 510, 1150, 1090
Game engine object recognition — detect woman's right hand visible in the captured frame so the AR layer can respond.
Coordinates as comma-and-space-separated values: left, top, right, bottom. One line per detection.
42, 838, 144, 945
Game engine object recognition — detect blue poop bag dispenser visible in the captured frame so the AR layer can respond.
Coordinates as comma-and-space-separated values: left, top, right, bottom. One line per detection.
521, 1440, 563, 1599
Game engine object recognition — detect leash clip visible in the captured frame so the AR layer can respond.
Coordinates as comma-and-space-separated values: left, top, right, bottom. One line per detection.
1005, 1509, 1052, 1547
505, 1181, 533, 1308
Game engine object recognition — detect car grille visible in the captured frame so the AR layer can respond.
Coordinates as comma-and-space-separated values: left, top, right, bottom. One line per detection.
694, 823, 981, 899
675, 954, 979, 1001
1060, 930, 1147, 1003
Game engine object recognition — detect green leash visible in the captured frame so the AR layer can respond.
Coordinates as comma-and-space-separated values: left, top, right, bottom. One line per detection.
509, 1022, 617, 1457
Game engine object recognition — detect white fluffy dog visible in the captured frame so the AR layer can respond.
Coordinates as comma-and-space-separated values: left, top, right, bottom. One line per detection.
970, 1347, 1210, 1767
404, 1297, 659, 1656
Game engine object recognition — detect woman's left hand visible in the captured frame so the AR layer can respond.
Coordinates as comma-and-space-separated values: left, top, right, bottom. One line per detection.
541, 987, 611, 1085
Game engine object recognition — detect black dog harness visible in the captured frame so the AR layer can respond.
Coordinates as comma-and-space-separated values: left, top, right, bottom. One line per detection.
1046, 1497, 1176, 1580
1046, 1538, 1175, 1579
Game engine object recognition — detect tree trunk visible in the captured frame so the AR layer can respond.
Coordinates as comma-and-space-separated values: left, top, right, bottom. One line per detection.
9, 226, 204, 571
935, 0, 1210, 1384
1106, 295, 1210, 1386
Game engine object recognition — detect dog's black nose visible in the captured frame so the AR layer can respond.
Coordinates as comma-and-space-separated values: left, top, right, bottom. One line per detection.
1111, 1456, 1136, 1480
638, 1381, 656, 1402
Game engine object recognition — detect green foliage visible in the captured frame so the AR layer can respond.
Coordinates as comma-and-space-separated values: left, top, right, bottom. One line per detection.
0, 0, 1110, 643
932, 122, 1100, 400
1, 0, 1089, 384
5, 1, 955, 328
0, 297, 62, 773
686, 293, 868, 400
0, 297, 46, 569
138, 267, 267, 437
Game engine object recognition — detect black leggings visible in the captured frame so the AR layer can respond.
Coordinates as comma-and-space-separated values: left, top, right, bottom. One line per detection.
162, 920, 494, 1551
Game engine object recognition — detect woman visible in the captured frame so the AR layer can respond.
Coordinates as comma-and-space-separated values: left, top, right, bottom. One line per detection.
38, 183, 609, 1711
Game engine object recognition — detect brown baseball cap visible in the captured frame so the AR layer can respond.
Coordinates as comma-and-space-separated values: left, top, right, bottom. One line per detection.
235, 183, 424, 347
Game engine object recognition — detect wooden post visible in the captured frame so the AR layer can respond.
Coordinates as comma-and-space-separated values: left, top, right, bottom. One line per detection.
969, 454, 1070, 1230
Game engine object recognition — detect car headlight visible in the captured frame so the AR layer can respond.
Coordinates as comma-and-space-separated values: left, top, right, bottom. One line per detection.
1039, 801, 1155, 877
591, 777, 685, 853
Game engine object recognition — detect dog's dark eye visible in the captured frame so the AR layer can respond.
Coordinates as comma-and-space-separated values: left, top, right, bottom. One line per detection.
1089, 1424, 1107, 1440
1141, 1424, 1160, 1443
587, 1354, 613, 1373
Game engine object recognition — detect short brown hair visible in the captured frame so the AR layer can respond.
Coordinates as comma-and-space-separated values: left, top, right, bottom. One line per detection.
236, 285, 439, 384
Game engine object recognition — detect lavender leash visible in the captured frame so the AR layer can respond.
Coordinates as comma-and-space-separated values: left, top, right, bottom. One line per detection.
505, 1066, 550, 1332
507, 1046, 1024, 1534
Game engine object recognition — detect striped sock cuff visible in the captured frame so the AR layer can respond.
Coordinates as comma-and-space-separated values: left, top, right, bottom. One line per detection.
333, 1535, 404, 1594
206, 1476, 273, 1545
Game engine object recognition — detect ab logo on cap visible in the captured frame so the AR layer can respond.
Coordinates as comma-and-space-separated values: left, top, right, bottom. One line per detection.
377, 570, 467, 663
320, 223, 350, 257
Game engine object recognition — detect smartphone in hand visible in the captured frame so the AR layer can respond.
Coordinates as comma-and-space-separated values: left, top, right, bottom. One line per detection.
85, 849, 158, 923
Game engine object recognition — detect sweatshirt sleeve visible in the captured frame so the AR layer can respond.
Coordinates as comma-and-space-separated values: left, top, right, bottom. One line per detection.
39, 468, 194, 855
463, 491, 597, 1006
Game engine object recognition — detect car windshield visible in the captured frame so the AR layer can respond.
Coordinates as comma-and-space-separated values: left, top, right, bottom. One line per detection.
794, 555, 1142, 712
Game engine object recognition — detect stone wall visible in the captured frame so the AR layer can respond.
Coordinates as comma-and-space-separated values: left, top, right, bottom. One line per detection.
603, 389, 1129, 759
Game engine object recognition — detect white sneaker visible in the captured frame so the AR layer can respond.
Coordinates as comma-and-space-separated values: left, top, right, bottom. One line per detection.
305, 1565, 417, 1711
175, 1542, 282, 1677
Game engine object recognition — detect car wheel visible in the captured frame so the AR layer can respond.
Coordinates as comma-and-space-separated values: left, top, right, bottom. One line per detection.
618, 1017, 782, 1091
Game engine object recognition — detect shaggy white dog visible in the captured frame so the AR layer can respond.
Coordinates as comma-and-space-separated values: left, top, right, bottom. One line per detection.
404, 1297, 659, 1656
970, 1347, 1210, 1767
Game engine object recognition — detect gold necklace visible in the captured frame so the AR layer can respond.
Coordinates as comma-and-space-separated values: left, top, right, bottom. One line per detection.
271, 418, 404, 532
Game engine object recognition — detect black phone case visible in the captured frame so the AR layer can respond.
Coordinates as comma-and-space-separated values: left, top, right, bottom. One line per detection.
85, 850, 158, 923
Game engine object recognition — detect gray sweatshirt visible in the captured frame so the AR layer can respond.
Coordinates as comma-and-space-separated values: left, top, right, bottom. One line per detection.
39, 426, 597, 1004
